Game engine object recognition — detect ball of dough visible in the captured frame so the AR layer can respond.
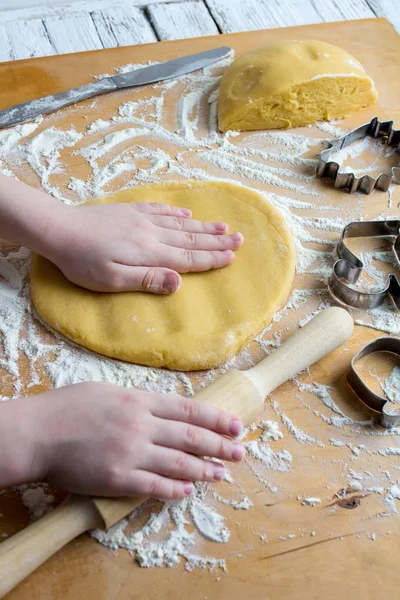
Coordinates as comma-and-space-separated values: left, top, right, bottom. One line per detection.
218, 39, 377, 131
30, 182, 295, 371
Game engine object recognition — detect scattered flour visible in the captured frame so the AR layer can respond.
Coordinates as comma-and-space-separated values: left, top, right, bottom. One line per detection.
0, 52, 399, 568
259, 420, 283, 442
87, 118, 112, 133
16, 484, 55, 521
349, 480, 363, 491
385, 366, 400, 404
329, 438, 345, 447
280, 414, 325, 447
385, 485, 400, 513
189, 497, 229, 543
91, 485, 229, 569
244, 440, 293, 472
301, 497, 321, 506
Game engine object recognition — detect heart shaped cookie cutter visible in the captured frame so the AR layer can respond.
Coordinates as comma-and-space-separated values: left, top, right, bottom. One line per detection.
329, 220, 400, 310
347, 337, 400, 428
316, 117, 400, 194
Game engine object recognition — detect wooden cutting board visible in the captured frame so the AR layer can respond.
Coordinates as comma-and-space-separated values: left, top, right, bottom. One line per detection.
0, 17, 399, 600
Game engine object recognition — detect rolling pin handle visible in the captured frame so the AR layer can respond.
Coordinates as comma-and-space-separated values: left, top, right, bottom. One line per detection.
0, 494, 103, 599
247, 307, 354, 397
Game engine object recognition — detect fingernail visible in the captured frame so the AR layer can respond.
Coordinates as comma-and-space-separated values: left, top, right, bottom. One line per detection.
163, 272, 180, 293
229, 418, 242, 437
230, 232, 242, 242
215, 222, 227, 232
223, 250, 235, 258
232, 443, 245, 461
213, 465, 225, 481
184, 482, 194, 495
181, 209, 192, 217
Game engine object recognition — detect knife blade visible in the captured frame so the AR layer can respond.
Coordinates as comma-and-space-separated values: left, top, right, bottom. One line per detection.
0, 46, 231, 129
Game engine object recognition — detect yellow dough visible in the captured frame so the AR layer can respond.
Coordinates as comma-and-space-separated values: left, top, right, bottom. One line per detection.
218, 39, 377, 131
30, 182, 295, 371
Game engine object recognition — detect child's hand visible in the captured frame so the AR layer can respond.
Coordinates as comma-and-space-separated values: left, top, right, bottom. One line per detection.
24, 383, 244, 499
48, 202, 244, 294
0, 176, 243, 294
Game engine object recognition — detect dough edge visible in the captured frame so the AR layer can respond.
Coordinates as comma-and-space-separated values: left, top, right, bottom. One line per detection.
30, 181, 296, 371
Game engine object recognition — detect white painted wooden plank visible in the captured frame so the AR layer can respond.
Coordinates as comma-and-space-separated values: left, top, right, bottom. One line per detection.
1, 0, 92, 8
367, 0, 400, 33
205, 0, 323, 32
148, 1, 219, 40
3, 19, 56, 60
310, 0, 375, 22
0, 0, 181, 23
92, 6, 157, 47
44, 13, 104, 54
0, 24, 13, 62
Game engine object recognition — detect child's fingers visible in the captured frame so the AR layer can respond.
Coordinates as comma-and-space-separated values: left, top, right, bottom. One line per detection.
161, 231, 243, 252
134, 202, 192, 218
120, 470, 194, 500
141, 448, 226, 483
102, 266, 182, 294
153, 247, 235, 273
149, 394, 243, 438
150, 215, 229, 235
152, 421, 245, 463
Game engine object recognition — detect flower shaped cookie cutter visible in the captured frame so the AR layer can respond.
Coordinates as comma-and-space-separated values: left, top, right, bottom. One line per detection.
316, 117, 400, 194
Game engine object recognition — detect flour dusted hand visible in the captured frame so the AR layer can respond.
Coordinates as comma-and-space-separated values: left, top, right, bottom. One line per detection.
8, 383, 244, 499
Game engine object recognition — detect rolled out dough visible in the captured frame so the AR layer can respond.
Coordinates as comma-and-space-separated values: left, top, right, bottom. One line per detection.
218, 40, 377, 131
30, 182, 295, 371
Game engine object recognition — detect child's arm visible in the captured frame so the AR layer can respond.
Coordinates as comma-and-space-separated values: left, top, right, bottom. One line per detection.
0, 383, 244, 498
0, 175, 245, 497
0, 174, 243, 294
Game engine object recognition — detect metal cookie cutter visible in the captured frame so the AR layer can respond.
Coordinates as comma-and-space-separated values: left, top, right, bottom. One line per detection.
347, 337, 400, 428
316, 117, 400, 194
329, 220, 400, 310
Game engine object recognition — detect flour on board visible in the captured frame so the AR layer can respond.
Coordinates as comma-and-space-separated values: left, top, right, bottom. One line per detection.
0, 52, 399, 567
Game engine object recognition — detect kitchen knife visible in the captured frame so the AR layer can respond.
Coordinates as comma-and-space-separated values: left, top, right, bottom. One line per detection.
0, 46, 231, 129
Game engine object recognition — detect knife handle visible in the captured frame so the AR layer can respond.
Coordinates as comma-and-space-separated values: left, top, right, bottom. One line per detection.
0, 78, 116, 128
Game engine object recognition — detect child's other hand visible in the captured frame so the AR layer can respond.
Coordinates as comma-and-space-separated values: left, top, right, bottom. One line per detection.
34, 383, 245, 499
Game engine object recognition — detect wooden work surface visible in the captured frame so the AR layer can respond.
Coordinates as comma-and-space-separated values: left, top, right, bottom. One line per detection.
0, 18, 399, 600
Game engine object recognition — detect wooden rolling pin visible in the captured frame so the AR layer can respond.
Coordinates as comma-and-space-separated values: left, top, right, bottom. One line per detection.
0, 307, 353, 597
